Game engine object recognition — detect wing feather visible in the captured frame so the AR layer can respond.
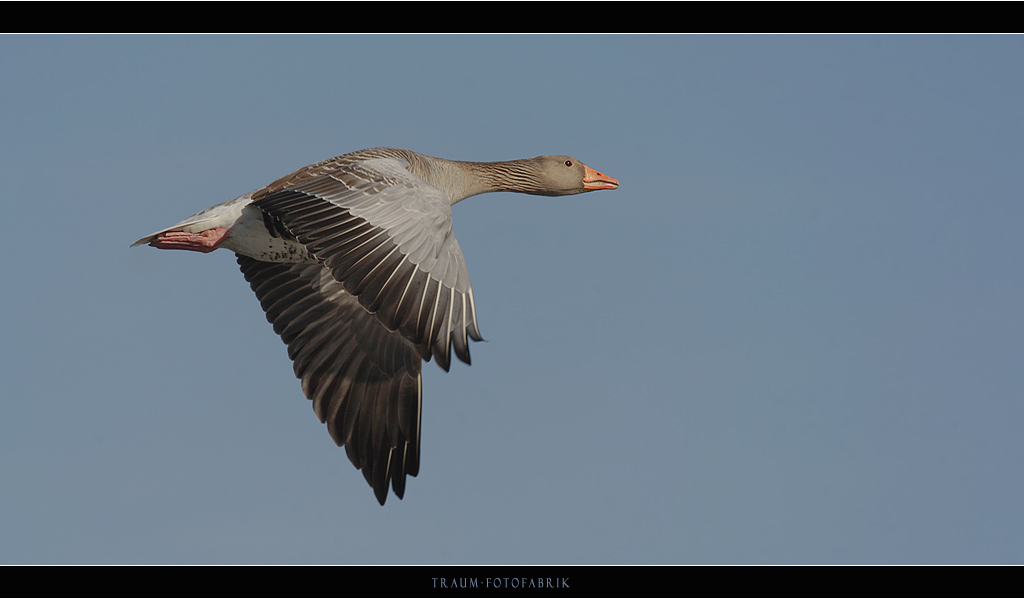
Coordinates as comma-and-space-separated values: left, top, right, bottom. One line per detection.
237, 255, 422, 505
252, 157, 481, 369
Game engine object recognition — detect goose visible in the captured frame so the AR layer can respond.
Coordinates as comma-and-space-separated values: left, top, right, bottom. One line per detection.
132, 147, 619, 505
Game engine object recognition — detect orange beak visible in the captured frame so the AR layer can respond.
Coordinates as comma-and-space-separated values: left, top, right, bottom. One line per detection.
583, 165, 619, 191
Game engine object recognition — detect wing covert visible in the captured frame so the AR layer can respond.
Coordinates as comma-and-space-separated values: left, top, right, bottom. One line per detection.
252, 158, 483, 371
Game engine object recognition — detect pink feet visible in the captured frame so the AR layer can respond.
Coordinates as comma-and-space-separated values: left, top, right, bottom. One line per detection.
150, 228, 230, 253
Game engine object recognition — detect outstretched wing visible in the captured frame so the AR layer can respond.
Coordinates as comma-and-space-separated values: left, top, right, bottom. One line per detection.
238, 256, 422, 505
252, 157, 483, 372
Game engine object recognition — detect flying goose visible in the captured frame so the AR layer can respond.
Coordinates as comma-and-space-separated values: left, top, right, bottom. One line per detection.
132, 147, 619, 504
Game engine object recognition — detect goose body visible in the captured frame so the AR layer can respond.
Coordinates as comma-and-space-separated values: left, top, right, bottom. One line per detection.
133, 147, 618, 504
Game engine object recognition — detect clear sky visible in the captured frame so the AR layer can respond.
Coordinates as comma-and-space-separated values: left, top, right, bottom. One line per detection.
2, 35, 1022, 564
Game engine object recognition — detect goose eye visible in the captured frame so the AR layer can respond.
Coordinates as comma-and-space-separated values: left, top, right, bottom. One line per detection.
564, 160, 573, 167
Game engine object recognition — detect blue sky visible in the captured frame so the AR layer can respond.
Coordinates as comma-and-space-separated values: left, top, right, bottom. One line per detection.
2, 35, 1022, 564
